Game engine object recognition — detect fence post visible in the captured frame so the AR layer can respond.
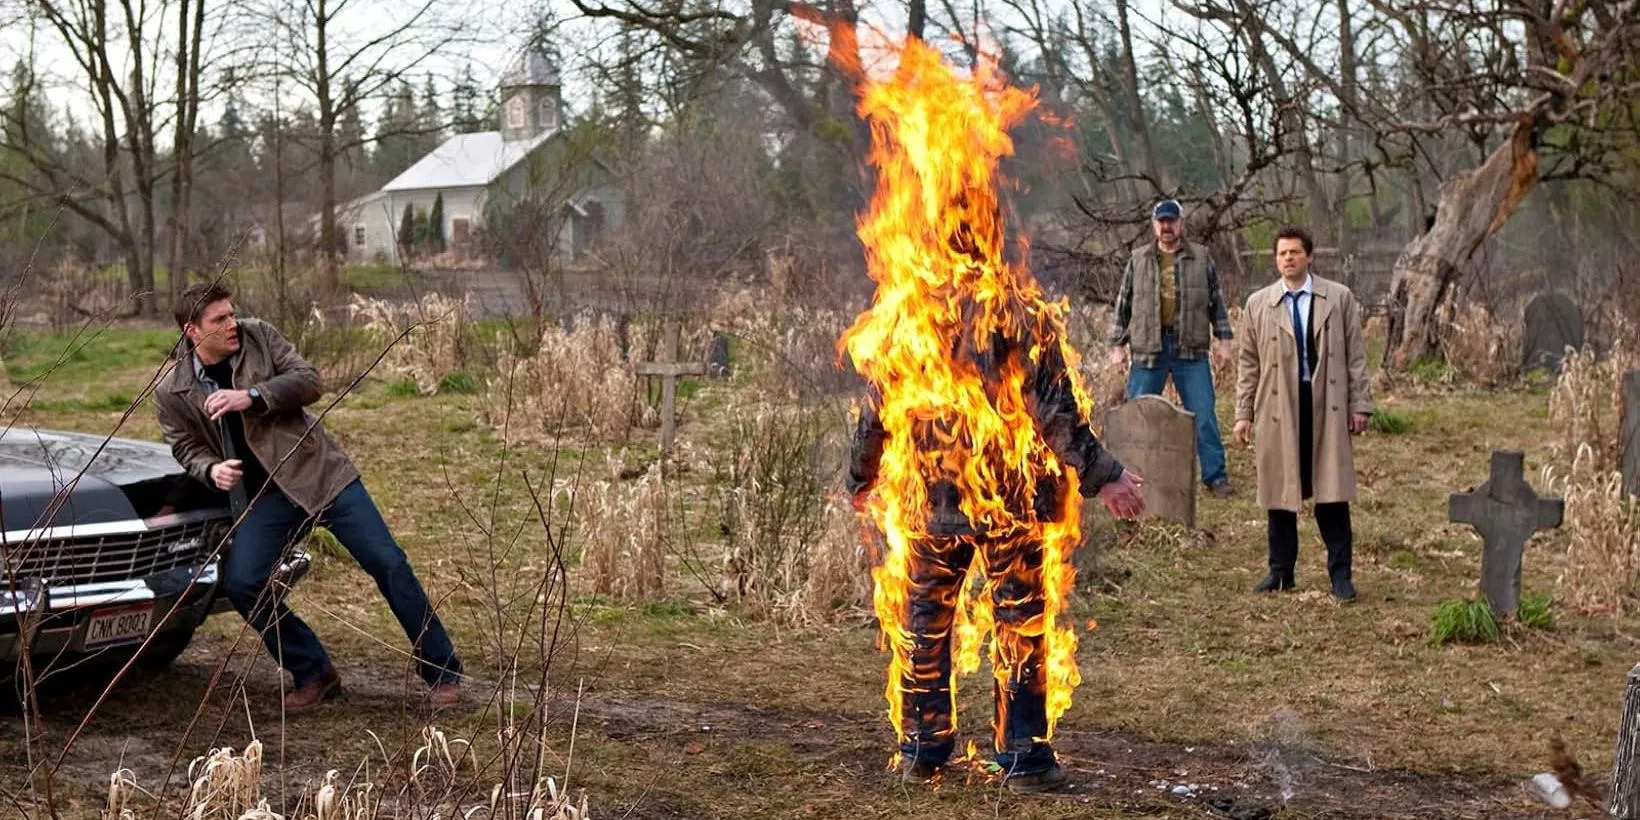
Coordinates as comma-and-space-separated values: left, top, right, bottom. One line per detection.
1610, 663, 1640, 817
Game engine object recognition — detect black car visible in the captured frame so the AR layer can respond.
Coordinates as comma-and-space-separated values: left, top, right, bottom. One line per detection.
0, 426, 309, 682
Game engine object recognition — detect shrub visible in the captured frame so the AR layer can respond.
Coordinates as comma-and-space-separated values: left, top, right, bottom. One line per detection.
574, 453, 668, 602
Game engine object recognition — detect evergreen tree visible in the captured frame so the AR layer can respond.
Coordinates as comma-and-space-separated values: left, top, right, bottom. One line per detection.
451, 66, 483, 134
412, 208, 430, 251
418, 78, 445, 148
398, 202, 415, 257
373, 83, 421, 179
429, 193, 445, 253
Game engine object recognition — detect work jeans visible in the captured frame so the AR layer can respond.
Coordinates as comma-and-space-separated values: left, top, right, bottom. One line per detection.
1126, 332, 1229, 486
896, 530, 1057, 775
223, 479, 462, 688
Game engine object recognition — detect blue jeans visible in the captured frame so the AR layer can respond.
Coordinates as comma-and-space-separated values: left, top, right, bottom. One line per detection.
223, 479, 462, 688
1126, 333, 1228, 486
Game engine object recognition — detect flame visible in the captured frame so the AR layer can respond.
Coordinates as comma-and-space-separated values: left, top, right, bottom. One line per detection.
841, 39, 1094, 758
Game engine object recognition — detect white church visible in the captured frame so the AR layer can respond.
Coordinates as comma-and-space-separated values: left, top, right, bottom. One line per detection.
330, 49, 621, 265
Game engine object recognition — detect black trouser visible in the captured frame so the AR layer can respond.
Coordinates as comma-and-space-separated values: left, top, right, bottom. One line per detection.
897, 529, 1055, 775
1267, 379, 1352, 580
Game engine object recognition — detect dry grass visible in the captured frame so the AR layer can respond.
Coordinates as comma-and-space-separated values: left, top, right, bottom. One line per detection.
102, 728, 591, 820
1438, 299, 1522, 387
484, 311, 652, 443
1542, 332, 1640, 615
575, 452, 669, 602
1543, 452, 1640, 615
709, 291, 856, 400
1547, 342, 1631, 470
347, 293, 476, 395
1065, 303, 1127, 414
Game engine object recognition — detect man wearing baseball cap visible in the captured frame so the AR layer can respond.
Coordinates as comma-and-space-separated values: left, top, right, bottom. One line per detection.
1107, 198, 1236, 497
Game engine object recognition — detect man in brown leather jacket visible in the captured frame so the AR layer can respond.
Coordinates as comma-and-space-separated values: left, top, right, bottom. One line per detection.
156, 282, 463, 711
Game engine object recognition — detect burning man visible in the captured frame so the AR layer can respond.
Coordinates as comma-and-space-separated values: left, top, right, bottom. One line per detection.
840, 41, 1146, 793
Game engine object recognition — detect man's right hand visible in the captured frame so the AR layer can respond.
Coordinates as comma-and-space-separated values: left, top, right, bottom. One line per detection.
1097, 470, 1146, 519
1233, 419, 1252, 446
210, 459, 243, 491
1108, 345, 1129, 370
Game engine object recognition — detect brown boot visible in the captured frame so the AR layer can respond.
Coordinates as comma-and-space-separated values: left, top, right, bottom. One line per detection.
426, 679, 463, 709
284, 667, 342, 713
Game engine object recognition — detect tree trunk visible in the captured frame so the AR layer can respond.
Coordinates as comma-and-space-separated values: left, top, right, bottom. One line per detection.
1115, 0, 1162, 193
1385, 118, 1539, 368
316, 0, 341, 294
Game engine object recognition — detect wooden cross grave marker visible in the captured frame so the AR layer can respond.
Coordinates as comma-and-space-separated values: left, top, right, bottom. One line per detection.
1447, 450, 1563, 618
634, 322, 707, 456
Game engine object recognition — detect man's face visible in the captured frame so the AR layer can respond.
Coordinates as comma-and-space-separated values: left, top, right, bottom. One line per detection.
185, 299, 240, 359
1152, 217, 1181, 247
1275, 238, 1312, 279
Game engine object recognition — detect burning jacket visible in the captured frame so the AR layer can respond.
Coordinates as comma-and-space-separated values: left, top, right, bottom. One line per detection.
846, 329, 1124, 536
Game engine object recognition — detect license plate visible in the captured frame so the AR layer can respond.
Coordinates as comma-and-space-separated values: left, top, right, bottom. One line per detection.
84, 604, 153, 648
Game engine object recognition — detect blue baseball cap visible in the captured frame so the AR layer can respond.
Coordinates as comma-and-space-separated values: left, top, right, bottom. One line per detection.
1152, 199, 1182, 221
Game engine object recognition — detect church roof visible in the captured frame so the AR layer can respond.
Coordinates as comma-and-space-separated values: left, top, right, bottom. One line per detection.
381, 129, 557, 192
501, 50, 560, 88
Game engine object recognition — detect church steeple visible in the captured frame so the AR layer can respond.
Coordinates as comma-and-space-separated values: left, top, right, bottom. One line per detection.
499, 49, 561, 142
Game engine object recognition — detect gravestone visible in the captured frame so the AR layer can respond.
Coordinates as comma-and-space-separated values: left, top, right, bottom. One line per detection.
1521, 293, 1584, 374
1623, 370, 1640, 500
1099, 395, 1196, 527
1448, 450, 1563, 618
634, 322, 708, 456
708, 332, 731, 378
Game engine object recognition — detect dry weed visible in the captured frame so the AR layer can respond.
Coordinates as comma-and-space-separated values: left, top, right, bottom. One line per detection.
704, 400, 864, 623
485, 311, 652, 443
103, 726, 592, 820
1439, 300, 1522, 387
1065, 302, 1126, 416
574, 452, 668, 602
1548, 342, 1630, 471
1543, 449, 1640, 615
348, 293, 475, 394
709, 290, 856, 399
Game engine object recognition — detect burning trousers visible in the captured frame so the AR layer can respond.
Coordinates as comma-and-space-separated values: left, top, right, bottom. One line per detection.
897, 529, 1057, 775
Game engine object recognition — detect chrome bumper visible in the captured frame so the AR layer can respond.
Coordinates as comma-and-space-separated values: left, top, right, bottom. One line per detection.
0, 552, 311, 661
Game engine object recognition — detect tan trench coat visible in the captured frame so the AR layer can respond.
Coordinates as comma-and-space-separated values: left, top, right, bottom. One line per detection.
156, 318, 360, 515
1234, 276, 1373, 512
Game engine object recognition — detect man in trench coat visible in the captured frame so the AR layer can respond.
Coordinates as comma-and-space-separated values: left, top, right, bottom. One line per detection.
1233, 226, 1373, 601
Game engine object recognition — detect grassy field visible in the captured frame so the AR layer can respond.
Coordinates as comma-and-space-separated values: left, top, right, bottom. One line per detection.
0, 321, 1631, 819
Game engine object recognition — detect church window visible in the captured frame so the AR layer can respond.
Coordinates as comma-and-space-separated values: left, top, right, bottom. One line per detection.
506, 97, 525, 129
354, 224, 366, 246
539, 97, 558, 129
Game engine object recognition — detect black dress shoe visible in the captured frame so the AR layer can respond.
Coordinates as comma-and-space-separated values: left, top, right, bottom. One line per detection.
1254, 571, 1294, 593
1331, 576, 1357, 602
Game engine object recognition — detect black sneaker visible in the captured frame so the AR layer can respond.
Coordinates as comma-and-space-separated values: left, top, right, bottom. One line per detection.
1004, 765, 1068, 793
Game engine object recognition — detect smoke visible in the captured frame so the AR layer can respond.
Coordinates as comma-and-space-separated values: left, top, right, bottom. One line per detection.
1251, 707, 1314, 806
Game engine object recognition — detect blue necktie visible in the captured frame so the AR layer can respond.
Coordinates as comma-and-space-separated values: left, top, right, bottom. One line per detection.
1287, 291, 1309, 383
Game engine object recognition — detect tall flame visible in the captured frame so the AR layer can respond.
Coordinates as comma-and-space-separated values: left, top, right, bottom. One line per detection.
840, 39, 1095, 755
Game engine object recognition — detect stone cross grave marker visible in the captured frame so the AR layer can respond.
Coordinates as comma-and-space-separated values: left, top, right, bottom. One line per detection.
1099, 395, 1197, 527
634, 322, 707, 456
1623, 370, 1640, 500
1448, 450, 1563, 618
1522, 292, 1584, 374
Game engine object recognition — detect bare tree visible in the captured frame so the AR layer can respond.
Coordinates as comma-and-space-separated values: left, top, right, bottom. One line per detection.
260, 0, 469, 293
